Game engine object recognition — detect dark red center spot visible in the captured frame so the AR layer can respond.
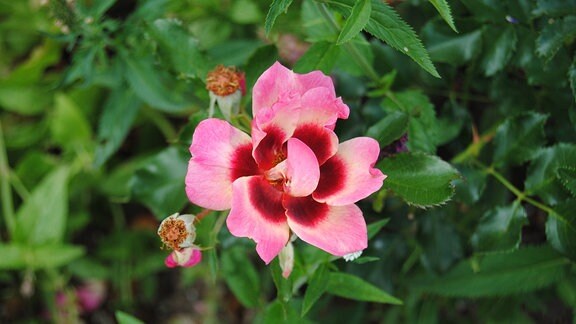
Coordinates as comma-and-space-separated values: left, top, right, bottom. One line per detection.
249, 177, 286, 223
314, 156, 346, 200
230, 144, 259, 181
284, 196, 328, 227
293, 124, 334, 164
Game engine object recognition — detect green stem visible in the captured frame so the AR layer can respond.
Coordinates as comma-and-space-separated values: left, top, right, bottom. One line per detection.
474, 160, 572, 229
9, 170, 30, 201
141, 106, 178, 142
0, 121, 15, 237
211, 211, 227, 243
315, 2, 380, 82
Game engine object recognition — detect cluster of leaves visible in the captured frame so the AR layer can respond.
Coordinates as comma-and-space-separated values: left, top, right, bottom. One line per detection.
0, 0, 575, 322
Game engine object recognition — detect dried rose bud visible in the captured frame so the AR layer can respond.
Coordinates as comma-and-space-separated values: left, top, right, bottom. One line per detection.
158, 213, 203, 269
157, 213, 196, 250
206, 65, 245, 120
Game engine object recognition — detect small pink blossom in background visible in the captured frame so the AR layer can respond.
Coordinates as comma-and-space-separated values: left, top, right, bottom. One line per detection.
55, 280, 106, 315
165, 247, 202, 268
186, 62, 385, 265
277, 34, 310, 65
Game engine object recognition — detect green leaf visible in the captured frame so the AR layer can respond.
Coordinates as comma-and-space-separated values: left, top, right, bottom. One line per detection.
569, 54, 576, 103
123, 54, 191, 113
480, 25, 517, 76
471, 202, 528, 253
454, 164, 487, 204
221, 246, 261, 308
419, 210, 463, 273
302, 264, 329, 316
382, 90, 439, 153
411, 246, 569, 297
14, 166, 69, 245
366, 111, 409, 148
0, 85, 52, 115
231, 0, 263, 24
302, 0, 337, 41
265, 0, 294, 36
337, 0, 371, 45
546, 200, 576, 261
258, 299, 302, 324
0, 244, 84, 269
378, 152, 460, 207
1, 40, 60, 85
116, 311, 145, 324
94, 88, 141, 167
28, 244, 85, 269
536, 16, 576, 61
326, 272, 403, 304
336, 35, 375, 76
130, 147, 189, 219
525, 143, 576, 205
427, 30, 483, 66
353, 256, 380, 264
148, 19, 209, 79
293, 41, 340, 74
556, 166, 576, 196
493, 112, 548, 167
458, 0, 505, 21
532, 0, 576, 17
68, 257, 110, 280
367, 218, 390, 240
0, 245, 26, 269
77, 0, 116, 18
50, 93, 92, 151
323, 0, 439, 77
428, 0, 457, 32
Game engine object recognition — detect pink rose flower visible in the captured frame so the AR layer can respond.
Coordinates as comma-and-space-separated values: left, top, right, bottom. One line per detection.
186, 62, 385, 263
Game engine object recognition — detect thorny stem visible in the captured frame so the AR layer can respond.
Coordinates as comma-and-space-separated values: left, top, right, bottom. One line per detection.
315, 2, 380, 82
0, 121, 16, 237
473, 160, 574, 231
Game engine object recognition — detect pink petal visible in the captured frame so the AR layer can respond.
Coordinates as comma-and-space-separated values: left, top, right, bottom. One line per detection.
296, 70, 337, 96
165, 253, 178, 268
252, 62, 299, 117
183, 249, 202, 267
284, 138, 320, 197
227, 176, 289, 264
164, 248, 202, 268
313, 137, 386, 206
300, 87, 350, 127
186, 119, 259, 210
284, 196, 367, 256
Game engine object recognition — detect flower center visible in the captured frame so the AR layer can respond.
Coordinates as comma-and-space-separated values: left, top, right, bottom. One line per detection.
206, 65, 242, 96
158, 218, 188, 250
265, 158, 288, 191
